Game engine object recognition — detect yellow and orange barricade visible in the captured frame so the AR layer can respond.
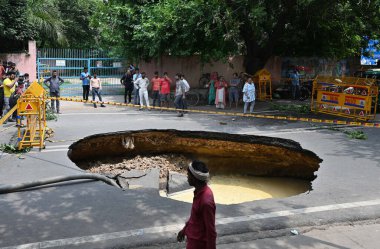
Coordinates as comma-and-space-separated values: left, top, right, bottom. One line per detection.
17, 81, 47, 150
253, 69, 272, 101
311, 76, 378, 121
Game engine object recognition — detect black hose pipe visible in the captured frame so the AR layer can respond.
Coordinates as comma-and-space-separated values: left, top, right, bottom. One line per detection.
0, 174, 120, 194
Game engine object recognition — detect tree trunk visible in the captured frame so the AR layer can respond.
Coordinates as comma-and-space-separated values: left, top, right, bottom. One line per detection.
243, 42, 272, 76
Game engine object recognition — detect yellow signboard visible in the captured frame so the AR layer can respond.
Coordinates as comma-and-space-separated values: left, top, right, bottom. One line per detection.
19, 101, 38, 112
25, 81, 45, 97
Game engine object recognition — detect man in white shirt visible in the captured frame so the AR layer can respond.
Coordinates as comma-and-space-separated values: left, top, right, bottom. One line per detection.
133, 69, 142, 105
134, 72, 150, 110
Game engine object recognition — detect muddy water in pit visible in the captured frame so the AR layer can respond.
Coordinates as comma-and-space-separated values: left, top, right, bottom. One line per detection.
166, 175, 310, 205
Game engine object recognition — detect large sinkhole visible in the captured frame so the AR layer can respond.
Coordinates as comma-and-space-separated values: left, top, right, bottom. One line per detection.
68, 130, 322, 205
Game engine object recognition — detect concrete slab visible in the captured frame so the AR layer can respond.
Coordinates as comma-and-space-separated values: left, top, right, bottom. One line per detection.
167, 171, 189, 194
117, 168, 159, 190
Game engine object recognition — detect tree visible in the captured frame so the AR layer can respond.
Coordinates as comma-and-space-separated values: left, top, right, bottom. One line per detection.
57, 0, 99, 49
0, 0, 34, 52
27, 0, 64, 48
94, 0, 380, 74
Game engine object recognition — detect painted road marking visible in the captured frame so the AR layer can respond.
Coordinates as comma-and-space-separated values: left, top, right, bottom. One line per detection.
41, 149, 69, 153
2, 198, 380, 249
59, 112, 174, 116
45, 145, 70, 149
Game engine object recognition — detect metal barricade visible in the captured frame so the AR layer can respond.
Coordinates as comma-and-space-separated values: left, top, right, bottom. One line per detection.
17, 81, 47, 150
253, 69, 272, 101
311, 76, 378, 121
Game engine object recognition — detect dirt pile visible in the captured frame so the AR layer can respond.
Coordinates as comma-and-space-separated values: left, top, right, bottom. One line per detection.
85, 154, 190, 179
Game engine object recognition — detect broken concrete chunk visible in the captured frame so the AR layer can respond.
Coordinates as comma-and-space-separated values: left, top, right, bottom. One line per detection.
119, 169, 147, 179
117, 168, 160, 190
168, 171, 190, 194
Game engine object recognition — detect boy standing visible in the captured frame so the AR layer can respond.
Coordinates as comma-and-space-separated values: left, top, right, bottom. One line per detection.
160, 72, 172, 109
151, 71, 161, 107
90, 72, 105, 108
80, 67, 91, 101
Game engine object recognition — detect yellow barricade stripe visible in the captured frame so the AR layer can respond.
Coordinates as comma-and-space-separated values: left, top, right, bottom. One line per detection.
44, 97, 380, 129
0, 105, 17, 125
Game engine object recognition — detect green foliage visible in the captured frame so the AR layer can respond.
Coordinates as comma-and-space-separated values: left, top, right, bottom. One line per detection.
344, 130, 367, 140
0, 0, 99, 50
92, 0, 240, 62
0, 143, 31, 153
27, 0, 63, 47
0, 0, 35, 52
46, 108, 58, 121
327, 127, 367, 140
57, 0, 99, 48
93, 0, 380, 73
270, 103, 311, 114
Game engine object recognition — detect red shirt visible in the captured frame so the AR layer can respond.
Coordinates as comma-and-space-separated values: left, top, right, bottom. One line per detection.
160, 77, 172, 94
184, 185, 216, 249
151, 77, 161, 91
215, 80, 227, 89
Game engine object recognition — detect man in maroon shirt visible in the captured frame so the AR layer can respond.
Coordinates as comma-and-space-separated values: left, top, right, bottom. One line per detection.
177, 160, 217, 249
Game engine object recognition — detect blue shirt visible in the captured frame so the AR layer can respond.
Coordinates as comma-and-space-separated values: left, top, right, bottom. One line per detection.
133, 73, 142, 81
81, 72, 90, 85
290, 72, 299, 86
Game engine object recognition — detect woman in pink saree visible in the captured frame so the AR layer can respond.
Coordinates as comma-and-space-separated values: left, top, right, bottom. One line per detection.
214, 76, 228, 109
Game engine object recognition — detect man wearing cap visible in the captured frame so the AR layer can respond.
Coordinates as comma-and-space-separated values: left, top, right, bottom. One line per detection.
177, 160, 217, 249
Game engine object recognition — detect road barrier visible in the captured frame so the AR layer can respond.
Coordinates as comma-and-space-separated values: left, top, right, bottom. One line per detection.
311, 76, 378, 121
254, 69, 272, 101
17, 81, 47, 150
0, 105, 17, 125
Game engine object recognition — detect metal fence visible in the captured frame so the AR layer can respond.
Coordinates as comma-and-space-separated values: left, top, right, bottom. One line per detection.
37, 48, 125, 96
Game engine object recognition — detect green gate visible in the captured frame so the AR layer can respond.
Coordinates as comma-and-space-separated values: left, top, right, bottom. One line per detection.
37, 48, 125, 96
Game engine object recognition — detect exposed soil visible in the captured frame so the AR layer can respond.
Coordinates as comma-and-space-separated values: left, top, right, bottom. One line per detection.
83, 154, 190, 179
69, 129, 322, 180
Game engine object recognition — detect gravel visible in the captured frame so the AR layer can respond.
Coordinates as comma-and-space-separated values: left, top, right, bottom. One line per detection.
85, 154, 190, 179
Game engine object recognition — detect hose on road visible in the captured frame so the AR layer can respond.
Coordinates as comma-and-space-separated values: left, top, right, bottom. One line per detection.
0, 174, 120, 194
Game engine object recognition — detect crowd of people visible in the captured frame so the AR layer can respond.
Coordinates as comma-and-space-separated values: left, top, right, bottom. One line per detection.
120, 67, 190, 117
0, 60, 30, 124
205, 71, 256, 113
1, 62, 259, 124
120, 68, 257, 116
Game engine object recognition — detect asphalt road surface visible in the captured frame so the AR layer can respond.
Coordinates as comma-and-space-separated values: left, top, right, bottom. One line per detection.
0, 97, 379, 248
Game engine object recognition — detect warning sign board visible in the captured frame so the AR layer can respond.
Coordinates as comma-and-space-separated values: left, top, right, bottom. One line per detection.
25, 81, 45, 97
20, 102, 38, 112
